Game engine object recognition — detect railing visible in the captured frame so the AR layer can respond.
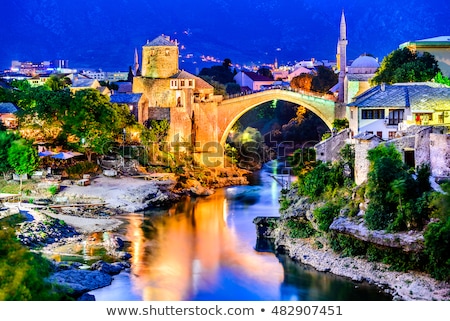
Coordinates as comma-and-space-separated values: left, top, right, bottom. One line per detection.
222, 87, 336, 101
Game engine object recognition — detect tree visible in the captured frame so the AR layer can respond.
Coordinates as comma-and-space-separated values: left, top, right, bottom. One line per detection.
311, 65, 338, 93
364, 144, 432, 231
433, 72, 450, 86
63, 89, 135, 161
257, 66, 273, 79
371, 48, 440, 85
198, 58, 236, 84
290, 74, 313, 91
7, 139, 39, 195
0, 131, 19, 179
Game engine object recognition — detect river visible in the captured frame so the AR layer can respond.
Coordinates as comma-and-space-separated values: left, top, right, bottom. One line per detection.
89, 161, 392, 301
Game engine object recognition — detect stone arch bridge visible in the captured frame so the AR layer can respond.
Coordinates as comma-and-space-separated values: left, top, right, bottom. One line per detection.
192, 88, 345, 166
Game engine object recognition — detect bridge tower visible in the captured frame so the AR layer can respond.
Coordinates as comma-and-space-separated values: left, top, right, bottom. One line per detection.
141, 35, 179, 79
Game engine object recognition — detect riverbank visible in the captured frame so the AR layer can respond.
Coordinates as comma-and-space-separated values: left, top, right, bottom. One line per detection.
271, 226, 450, 301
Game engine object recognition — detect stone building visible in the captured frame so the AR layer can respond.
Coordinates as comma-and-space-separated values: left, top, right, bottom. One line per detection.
132, 35, 219, 156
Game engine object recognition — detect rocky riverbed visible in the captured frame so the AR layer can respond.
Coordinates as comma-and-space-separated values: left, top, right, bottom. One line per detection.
6, 170, 252, 300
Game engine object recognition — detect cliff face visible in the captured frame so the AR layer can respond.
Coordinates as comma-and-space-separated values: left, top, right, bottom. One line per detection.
2, 0, 449, 71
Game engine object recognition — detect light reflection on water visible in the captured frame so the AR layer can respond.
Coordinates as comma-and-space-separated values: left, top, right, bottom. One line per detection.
90, 163, 392, 301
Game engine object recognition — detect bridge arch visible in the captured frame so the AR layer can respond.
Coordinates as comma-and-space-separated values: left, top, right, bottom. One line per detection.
216, 89, 337, 146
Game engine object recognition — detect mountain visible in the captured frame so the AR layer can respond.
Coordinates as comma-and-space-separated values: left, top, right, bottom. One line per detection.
1, 0, 449, 73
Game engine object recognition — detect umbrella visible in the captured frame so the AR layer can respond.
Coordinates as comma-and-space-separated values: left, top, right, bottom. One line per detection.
38, 150, 56, 157
51, 151, 83, 160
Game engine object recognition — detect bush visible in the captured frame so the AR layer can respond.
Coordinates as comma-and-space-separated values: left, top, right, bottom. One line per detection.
0, 227, 73, 300
285, 219, 317, 238
313, 202, 340, 232
424, 219, 450, 281
48, 185, 59, 196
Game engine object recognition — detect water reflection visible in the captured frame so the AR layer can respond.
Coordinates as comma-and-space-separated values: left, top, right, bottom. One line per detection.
91, 164, 391, 301
125, 189, 284, 300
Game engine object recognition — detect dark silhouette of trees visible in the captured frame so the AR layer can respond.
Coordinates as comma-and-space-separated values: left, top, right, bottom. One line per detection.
199, 58, 237, 85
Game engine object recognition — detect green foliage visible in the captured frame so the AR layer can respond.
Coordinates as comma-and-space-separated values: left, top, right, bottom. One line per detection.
433, 72, 450, 86
296, 161, 346, 200
365, 144, 432, 231
285, 219, 317, 238
0, 131, 19, 178
228, 127, 265, 168
0, 227, 72, 300
313, 202, 340, 232
424, 219, 450, 281
430, 182, 450, 221
332, 118, 349, 131
371, 48, 440, 85
329, 233, 425, 271
330, 234, 367, 257
7, 139, 39, 176
48, 185, 59, 196
289, 148, 316, 176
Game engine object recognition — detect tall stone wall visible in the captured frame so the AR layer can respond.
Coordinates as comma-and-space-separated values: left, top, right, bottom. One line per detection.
354, 138, 381, 185
430, 133, 450, 178
315, 128, 352, 163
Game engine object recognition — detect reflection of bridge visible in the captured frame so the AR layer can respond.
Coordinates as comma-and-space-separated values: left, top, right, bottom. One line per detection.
193, 88, 345, 166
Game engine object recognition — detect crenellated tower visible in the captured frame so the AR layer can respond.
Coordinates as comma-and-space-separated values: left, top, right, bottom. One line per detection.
141, 35, 179, 78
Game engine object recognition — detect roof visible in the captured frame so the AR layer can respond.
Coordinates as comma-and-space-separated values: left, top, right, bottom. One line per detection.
0, 102, 18, 113
170, 70, 214, 90
144, 35, 177, 47
170, 70, 196, 79
348, 82, 450, 111
71, 79, 98, 88
354, 132, 383, 141
400, 36, 450, 49
110, 93, 143, 104
350, 55, 379, 69
241, 71, 273, 82
116, 82, 133, 93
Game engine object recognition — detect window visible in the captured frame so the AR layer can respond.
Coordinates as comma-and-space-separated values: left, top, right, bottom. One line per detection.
188, 80, 193, 87
376, 131, 382, 138
350, 110, 354, 119
388, 131, 397, 139
361, 109, 385, 119
165, 49, 170, 56
180, 80, 185, 87
415, 113, 433, 124
388, 109, 404, 125
438, 113, 444, 124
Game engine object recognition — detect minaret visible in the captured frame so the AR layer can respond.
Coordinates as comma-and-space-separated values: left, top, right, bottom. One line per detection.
133, 48, 139, 76
337, 10, 348, 103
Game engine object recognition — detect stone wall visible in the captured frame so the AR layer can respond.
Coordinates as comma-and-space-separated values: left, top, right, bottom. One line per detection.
315, 128, 352, 163
430, 133, 450, 178
354, 137, 381, 185
353, 126, 450, 185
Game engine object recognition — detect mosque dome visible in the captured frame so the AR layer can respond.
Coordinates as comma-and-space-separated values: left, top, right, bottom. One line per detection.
348, 54, 379, 74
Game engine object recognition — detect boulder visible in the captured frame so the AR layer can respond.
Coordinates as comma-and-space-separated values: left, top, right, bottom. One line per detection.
91, 260, 123, 275
47, 270, 112, 296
